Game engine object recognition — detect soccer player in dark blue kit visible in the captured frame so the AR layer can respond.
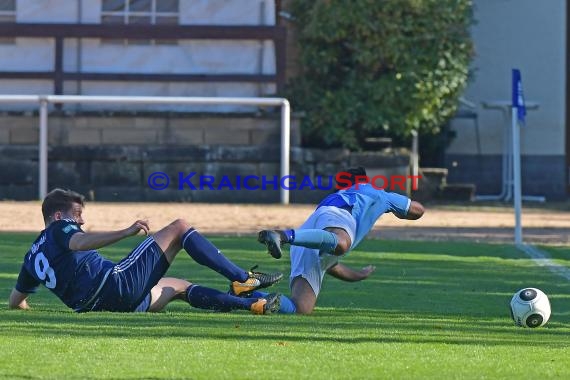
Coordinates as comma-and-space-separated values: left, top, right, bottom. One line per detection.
254, 167, 425, 314
8, 188, 282, 314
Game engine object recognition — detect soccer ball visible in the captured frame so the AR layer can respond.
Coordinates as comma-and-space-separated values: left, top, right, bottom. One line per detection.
509, 288, 551, 328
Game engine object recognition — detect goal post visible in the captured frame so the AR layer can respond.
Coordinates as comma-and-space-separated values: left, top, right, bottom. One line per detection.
0, 95, 291, 204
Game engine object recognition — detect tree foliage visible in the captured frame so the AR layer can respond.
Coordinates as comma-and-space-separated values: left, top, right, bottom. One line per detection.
288, 0, 474, 150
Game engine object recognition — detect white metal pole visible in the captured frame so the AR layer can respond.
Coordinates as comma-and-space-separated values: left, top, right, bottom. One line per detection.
0, 94, 291, 204
45, 95, 286, 107
512, 106, 522, 245
410, 130, 419, 197
280, 99, 291, 205
39, 98, 49, 200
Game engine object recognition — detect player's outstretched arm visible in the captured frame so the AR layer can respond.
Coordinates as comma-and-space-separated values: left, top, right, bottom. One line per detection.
326, 263, 376, 282
8, 288, 30, 310
68, 220, 150, 251
393, 200, 424, 220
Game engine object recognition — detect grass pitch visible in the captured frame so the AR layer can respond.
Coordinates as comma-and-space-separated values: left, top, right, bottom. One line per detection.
0, 233, 569, 379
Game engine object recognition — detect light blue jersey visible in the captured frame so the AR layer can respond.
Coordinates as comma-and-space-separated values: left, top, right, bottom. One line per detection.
317, 184, 411, 248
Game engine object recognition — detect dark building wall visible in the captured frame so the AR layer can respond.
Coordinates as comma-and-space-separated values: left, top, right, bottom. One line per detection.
445, 154, 566, 200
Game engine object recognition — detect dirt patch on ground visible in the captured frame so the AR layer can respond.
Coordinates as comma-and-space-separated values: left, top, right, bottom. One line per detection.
1, 201, 568, 245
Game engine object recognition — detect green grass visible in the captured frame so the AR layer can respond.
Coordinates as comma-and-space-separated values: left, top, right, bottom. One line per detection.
1, 233, 569, 379
541, 245, 570, 269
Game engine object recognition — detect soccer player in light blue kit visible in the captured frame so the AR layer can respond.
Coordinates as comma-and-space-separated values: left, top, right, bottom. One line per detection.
256, 167, 425, 314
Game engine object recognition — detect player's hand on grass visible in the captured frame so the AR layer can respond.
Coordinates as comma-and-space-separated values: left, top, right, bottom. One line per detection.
358, 265, 376, 280
125, 220, 150, 236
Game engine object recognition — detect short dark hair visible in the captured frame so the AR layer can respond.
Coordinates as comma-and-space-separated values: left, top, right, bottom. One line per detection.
335, 166, 367, 188
42, 188, 85, 222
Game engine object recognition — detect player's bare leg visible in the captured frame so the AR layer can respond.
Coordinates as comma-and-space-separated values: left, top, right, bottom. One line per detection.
147, 219, 283, 314
324, 227, 351, 255
148, 277, 191, 312
290, 276, 317, 315
148, 277, 280, 314
151, 218, 190, 262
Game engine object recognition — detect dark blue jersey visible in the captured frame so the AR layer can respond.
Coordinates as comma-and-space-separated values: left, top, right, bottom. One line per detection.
15, 219, 114, 311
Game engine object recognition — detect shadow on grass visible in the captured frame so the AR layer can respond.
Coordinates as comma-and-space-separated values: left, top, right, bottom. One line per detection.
1, 234, 569, 351
369, 226, 570, 245
357, 239, 525, 259
1, 306, 569, 348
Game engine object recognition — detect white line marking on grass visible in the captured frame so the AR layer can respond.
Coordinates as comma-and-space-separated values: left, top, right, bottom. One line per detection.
517, 244, 570, 281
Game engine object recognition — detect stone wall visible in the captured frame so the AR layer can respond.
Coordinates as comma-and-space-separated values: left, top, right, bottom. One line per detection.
0, 112, 300, 147
0, 113, 412, 202
0, 144, 412, 202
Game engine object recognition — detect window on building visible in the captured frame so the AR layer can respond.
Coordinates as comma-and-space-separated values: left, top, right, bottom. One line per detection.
101, 0, 179, 45
0, 0, 16, 44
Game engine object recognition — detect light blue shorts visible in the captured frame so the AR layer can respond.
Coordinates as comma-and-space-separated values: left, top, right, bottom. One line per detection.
289, 206, 356, 297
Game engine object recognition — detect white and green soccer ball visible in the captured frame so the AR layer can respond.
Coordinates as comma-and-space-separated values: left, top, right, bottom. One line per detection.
509, 288, 551, 328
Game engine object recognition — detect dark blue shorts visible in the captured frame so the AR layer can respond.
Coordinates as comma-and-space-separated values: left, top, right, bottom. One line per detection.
91, 236, 170, 312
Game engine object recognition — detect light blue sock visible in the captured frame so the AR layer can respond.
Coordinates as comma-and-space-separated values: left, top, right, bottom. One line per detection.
250, 291, 297, 314
277, 294, 297, 314
291, 229, 338, 253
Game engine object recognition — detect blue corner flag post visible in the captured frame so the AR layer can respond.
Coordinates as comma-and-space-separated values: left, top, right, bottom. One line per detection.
511, 69, 524, 245
512, 69, 526, 124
